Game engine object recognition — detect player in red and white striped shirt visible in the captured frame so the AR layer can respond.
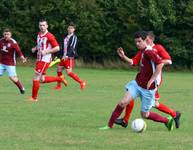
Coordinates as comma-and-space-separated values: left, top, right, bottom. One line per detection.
29, 19, 67, 102
0, 28, 26, 94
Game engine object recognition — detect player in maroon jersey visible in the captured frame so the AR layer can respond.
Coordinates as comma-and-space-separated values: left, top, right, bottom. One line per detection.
0, 28, 26, 94
115, 31, 181, 129
29, 19, 67, 102
100, 31, 173, 131
54, 23, 86, 90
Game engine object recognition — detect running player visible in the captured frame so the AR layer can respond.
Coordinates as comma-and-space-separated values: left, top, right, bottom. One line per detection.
0, 28, 26, 94
100, 31, 173, 131
29, 19, 67, 102
54, 23, 86, 90
115, 31, 181, 128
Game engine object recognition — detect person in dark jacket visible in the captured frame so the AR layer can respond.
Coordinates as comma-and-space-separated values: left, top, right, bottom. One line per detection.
54, 23, 86, 90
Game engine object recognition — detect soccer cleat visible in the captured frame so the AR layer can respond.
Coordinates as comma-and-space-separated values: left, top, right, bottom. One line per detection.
80, 81, 86, 90
20, 88, 25, 94
28, 97, 38, 102
115, 118, 128, 128
99, 125, 111, 130
49, 57, 61, 68
54, 85, 62, 90
60, 75, 68, 86
174, 111, 181, 128
165, 116, 174, 131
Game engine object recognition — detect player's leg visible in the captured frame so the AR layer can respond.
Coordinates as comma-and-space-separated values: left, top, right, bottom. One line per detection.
99, 80, 139, 130
31, 72, 41, 101
40, 62, 67, 86
154, 90, 181, 128
6, 65, 25, 94
54, 66, 64, 89
30, 61, 47, 101
65, 58, 86, 90
115, 100, 134, 128
124, 100, 134, 123
140, 89, 173, 131
54, 61, 66, 90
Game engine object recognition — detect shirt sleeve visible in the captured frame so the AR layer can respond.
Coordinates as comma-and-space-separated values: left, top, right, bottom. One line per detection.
48, 34, 59, 48
156, 44, 171, 60
144, 50, 162, 64
132, 51, 142, 65
14, 43, 23, 57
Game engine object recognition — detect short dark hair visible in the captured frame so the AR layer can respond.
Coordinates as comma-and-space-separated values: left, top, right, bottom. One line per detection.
39, 18, 48, 24
3, 28, 11, 33
68, 22, 76, 29
134, 31, 148, 40
147, 31, 155, 41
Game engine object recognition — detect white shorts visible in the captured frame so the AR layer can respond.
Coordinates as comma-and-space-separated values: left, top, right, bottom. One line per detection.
125, 80, 156, 112
0, 64, 17, 77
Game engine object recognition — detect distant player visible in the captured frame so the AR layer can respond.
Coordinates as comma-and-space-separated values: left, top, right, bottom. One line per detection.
100, 31, 173, 131
0, 28, 26, 94
54, 23, 86, 90
115, 31, 181, 128
29, 19, 67, 102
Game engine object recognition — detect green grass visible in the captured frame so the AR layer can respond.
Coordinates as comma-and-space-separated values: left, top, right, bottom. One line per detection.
0, 66, 193, 150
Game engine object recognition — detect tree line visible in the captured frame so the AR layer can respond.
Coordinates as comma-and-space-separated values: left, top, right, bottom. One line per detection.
0, 0, 192, 68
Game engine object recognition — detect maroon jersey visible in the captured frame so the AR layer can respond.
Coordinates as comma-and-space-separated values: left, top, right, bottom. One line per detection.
135, 47, 162, 90
0, 38, 23, 66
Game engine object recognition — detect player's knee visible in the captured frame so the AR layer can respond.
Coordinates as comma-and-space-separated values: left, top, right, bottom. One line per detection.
154, 101, 159, 108
9, 76, 18, 82
119, 99, 129, 107
57, 67, 63, 72
67, 71, 72, 76
141, 112, 149, 118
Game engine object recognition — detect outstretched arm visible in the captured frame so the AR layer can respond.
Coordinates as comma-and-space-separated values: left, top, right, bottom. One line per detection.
117, 47, 133, 65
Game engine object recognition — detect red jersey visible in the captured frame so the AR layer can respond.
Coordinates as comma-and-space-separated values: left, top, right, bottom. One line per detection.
134, 47, 162, 90
153, 44, 171, 63
131, 44, 171, 86
0, 38, 23, 66
132, 44, 171, 65
36, 31, 59, 63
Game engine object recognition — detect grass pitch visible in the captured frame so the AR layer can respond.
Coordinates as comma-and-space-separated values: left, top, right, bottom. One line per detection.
0, 66, 192, 150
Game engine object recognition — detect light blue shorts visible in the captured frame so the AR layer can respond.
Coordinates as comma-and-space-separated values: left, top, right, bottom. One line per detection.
125, 80, 156, 112
0, 64, 17, 77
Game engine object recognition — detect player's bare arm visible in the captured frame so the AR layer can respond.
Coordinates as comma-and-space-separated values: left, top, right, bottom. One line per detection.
117, 47, 133, 65
162, 59, 172, 65
41, 46, 60, 56
20, 56, 27, 63
147, 63, 164, 89
32, 46, 37, 53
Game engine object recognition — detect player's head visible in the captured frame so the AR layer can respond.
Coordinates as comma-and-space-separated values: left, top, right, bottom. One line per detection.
39, 19, 48, 33
146, 31, 155, 46
67, 22, 76, 34
134, 31, 148, 50
3, 28, 12, 41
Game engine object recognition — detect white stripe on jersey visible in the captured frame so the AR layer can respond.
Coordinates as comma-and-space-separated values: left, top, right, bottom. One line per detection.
37, 35, 52, 63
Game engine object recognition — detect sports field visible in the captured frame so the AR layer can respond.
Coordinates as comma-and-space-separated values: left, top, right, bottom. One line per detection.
0, 66, 192, 150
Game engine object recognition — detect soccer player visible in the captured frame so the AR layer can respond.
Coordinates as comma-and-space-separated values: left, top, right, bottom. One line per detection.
99, 31, 173, 131
54, 23, 86, 90
115, 31, 181, 129
29, 19, 67, 102
0, 28, 26, 94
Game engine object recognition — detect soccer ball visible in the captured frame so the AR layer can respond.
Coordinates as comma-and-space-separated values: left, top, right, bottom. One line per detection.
131, 118, 146, 133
